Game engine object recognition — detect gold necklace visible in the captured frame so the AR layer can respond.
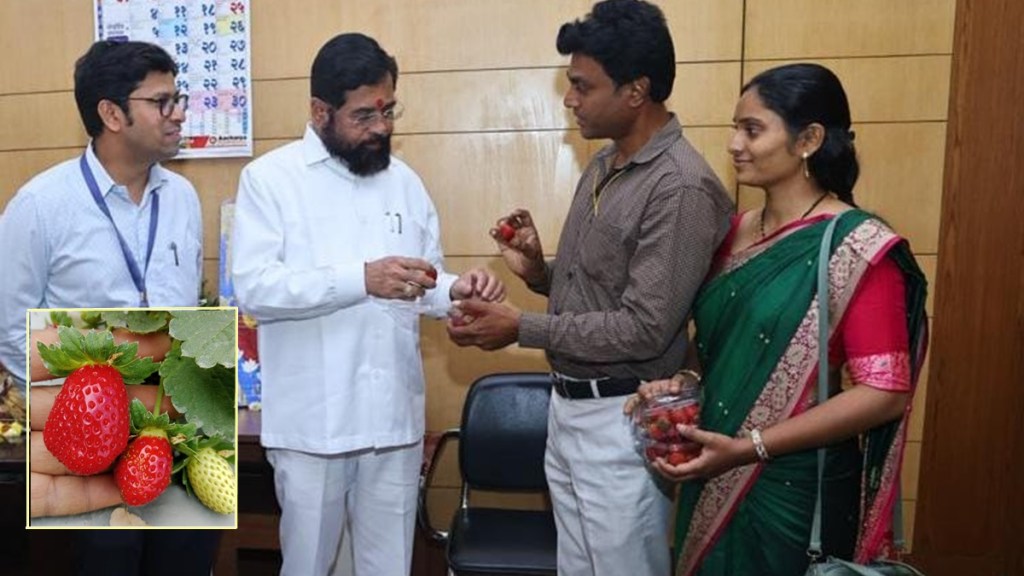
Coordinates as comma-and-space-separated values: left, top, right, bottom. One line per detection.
759, 193, 828, 239
591, 165, 630, 216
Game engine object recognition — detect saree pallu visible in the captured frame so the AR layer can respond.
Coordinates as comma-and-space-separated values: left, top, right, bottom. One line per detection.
675, 211, 928, 576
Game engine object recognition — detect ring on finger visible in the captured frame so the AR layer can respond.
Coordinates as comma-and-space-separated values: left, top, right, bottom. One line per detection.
403, 282, 416, 297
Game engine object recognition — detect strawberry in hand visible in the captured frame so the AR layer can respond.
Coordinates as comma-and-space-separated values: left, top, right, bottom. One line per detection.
37, 327, 160, 475
44, 364, 130, 475
114, 428, 173, 506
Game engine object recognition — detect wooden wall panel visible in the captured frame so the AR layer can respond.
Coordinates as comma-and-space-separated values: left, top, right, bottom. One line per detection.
0, 0, 92, 94
336, 0, 591, 73
662, 0, 743, 62
908, 353, 931, 442
745, 0, 955, 59
248, 0, 345, 80
252, 61, 738, 141
902, 441, 922, 501
0, 92, 84, 151
743, 56, 952, 123
910, 0, 1024, 572
396, 131, 586, 255
855, 123, 946, 254
669, 63, 741, 127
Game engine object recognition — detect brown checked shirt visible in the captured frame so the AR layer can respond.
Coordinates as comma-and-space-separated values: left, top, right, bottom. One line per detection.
518, 115, 733, 380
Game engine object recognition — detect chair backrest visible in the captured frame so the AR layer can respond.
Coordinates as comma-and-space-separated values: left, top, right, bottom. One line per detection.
459, 372, 552, 491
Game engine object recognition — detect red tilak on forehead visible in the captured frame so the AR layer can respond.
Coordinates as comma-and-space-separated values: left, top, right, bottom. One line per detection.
376, 98, 384, 110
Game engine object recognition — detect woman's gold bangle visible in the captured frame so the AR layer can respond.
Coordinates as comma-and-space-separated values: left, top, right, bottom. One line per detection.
675, 369, 702, 383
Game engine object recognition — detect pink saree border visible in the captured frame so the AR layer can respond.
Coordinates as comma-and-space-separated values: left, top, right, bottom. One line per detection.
678, 217, 902, 576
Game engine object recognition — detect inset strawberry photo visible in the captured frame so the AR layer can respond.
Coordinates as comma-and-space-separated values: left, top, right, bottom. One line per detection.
26, 308, 238, 528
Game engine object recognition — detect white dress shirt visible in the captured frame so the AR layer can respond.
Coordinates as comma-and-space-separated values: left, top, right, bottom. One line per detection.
0, 144, 203, 384
231, 125, 456, 455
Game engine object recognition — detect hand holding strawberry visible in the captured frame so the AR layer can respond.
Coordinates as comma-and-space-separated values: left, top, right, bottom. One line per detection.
37, 327, 159, 475
490, 209, 547, 285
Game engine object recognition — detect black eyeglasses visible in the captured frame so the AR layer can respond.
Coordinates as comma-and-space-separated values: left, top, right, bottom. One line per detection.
126, 92, 189, 117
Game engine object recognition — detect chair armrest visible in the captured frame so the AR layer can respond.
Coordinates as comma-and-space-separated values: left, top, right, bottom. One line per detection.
417, 428, 459, 545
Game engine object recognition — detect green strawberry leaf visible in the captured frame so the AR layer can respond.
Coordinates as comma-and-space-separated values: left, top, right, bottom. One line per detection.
49, 311, 73, 328
127, 398, 197, 441
168, 309, 236, 369
129, 398, 166, 434
109, 344, 161, 384
36, 326, 159, 383
159, 343, 235, 440
101, 311, 170, 334
80, 311, 104, 329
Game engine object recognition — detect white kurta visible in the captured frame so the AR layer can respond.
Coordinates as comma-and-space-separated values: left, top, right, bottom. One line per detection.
231, 125, 455, 455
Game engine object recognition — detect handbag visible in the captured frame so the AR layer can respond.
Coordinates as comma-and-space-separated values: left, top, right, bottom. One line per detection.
804, 214, 925, 576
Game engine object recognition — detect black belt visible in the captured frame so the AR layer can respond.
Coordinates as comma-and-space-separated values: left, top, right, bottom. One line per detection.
551, 372, 640, 400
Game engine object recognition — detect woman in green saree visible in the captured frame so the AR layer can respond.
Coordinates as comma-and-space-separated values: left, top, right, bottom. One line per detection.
630, 63, 929, 575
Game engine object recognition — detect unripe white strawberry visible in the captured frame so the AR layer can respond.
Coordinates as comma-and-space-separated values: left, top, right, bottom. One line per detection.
187, 447, 236, 514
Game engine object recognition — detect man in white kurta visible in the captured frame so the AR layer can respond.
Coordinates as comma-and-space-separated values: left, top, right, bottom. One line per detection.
231, 33, 503, 576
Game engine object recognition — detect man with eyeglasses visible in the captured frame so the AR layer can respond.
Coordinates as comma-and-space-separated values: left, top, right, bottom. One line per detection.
0, 40, 218, 574
231, 32, 505, 576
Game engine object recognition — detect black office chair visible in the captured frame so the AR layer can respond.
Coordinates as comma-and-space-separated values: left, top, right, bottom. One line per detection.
418, 372, 557, 576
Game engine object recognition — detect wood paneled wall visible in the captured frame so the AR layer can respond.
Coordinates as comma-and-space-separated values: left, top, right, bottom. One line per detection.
0, 0, 954, 550
908, 0, 1024, 574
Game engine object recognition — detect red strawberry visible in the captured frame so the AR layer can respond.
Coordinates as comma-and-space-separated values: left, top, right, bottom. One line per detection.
498, 222, 516, 242
115, 428, 173, 506
43, 364, 130, 475
426, 267, 438, 281
666, 452, 691, 466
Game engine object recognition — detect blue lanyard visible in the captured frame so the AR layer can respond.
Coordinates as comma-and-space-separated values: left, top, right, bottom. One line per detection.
79, 154, 159, 307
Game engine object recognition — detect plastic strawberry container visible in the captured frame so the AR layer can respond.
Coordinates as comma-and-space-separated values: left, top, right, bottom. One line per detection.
633, 378, 703, 466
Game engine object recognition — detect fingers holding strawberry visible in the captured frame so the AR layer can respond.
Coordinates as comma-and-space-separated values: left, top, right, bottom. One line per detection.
365, 256, 437, 300
490, 209, 547, 284
35, 329, 160, 476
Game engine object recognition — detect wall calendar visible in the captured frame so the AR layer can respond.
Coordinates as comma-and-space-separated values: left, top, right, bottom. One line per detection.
94, 0, 253, 158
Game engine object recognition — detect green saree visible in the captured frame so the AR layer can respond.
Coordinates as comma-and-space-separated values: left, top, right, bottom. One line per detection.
674, 210, 929, 576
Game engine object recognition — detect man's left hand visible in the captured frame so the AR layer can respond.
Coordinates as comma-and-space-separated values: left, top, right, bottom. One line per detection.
450, 268, 506, 302
446, 299, 520, 351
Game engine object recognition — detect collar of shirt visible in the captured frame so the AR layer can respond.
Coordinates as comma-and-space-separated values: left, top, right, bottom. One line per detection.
595, 113, 683, 170
301, 123, 359, 182
85, 140, 170, 204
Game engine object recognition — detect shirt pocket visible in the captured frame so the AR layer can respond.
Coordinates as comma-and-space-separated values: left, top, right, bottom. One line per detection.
381, 211, 430, 259
578, 219, 634, 294
148, 235, 201, 304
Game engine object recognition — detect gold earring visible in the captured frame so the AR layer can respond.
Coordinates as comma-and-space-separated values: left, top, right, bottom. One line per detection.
801, 152, 810, 179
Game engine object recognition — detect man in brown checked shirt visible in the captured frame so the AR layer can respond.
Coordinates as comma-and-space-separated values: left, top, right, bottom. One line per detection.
447, 1, 732, 574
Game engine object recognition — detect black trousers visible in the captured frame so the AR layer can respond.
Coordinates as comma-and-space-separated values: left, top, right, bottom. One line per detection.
73, 531, 222, 576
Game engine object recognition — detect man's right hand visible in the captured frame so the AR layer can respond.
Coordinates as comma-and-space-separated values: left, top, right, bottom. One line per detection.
364, 256, 438, 300
490, 209, 546, 285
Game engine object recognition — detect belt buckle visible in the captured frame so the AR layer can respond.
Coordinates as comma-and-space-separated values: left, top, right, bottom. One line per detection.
553, 372, 607, 400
